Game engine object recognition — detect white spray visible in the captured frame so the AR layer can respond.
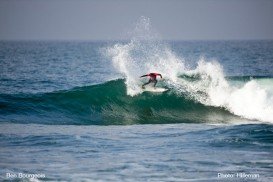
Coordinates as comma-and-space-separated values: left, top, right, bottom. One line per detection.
107, 17, 185, 96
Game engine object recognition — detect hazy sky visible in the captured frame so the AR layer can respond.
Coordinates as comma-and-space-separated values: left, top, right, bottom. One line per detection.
0, 0, 273, 40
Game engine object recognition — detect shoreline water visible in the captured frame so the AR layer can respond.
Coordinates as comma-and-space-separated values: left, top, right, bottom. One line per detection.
1, 122, 272, 181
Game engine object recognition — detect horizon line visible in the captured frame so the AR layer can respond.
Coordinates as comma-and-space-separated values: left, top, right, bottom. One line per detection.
1, 38, 273, 42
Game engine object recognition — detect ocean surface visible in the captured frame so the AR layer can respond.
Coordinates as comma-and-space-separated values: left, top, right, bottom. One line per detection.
0, 39, 273, 181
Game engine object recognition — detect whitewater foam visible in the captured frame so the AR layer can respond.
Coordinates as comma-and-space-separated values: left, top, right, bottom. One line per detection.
183, 60, 273, 123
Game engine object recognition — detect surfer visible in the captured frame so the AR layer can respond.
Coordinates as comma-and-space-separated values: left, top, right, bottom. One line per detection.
140, 73, 162, 89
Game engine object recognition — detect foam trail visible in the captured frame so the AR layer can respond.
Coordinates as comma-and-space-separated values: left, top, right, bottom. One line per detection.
107, 16, 273, 123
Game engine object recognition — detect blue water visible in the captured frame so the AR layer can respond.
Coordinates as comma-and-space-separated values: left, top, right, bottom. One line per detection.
0, 40, 273, 181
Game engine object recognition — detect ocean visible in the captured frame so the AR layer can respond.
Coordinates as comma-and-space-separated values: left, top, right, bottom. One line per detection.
0, 39, 273, 181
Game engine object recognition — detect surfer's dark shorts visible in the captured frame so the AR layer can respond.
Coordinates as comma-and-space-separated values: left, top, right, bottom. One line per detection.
148, 79, 157, 83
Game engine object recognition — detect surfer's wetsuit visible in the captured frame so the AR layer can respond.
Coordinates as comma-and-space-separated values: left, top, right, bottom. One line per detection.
140, 73, 162, 88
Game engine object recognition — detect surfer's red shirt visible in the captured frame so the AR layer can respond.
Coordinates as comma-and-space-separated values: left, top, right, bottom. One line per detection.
148, 73, 160, 79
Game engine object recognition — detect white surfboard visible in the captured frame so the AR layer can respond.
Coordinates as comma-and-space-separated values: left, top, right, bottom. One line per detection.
142, 87, 168, 93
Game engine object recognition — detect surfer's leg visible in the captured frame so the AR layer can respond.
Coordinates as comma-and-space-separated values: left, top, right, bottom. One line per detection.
142, 79, 151, 88
153, 80, 158, 87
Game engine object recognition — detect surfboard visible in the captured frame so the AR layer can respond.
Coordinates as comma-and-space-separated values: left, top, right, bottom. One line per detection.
142, 87, 168, 93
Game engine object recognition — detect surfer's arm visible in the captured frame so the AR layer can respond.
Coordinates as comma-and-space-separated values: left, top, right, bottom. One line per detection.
140, 74, 148, 78
157, 74, 162, 78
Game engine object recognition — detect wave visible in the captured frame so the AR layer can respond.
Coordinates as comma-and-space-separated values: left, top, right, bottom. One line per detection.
1, 77, 273, 125
105, 17, 273, 124
0, 79, 245, 125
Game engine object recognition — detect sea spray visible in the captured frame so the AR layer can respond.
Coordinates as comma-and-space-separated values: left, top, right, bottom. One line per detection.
107, 17, 185, 96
